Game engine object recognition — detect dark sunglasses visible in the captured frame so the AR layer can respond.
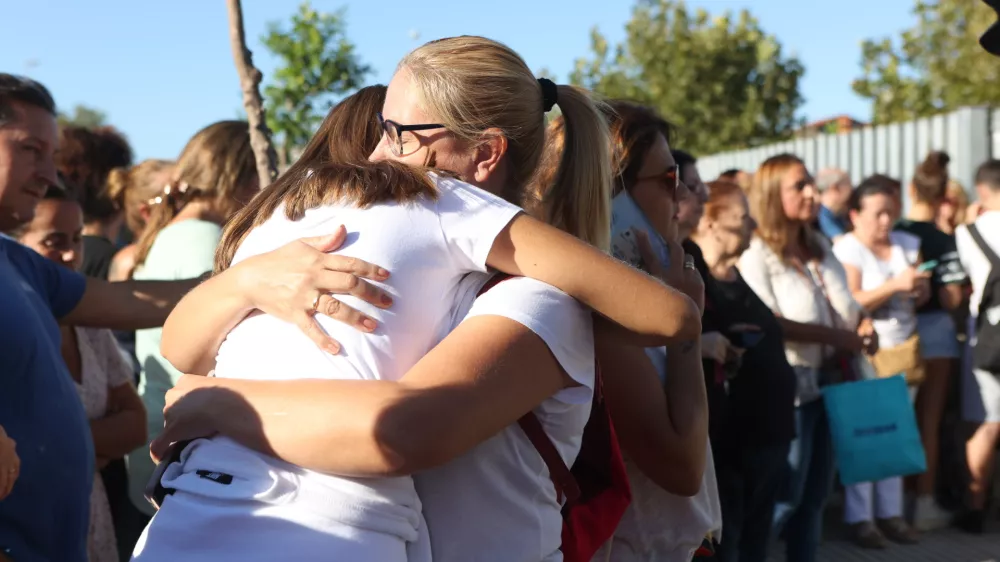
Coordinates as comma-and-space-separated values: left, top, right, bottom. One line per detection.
635, 164, 681, 201
377, 112, 446, 157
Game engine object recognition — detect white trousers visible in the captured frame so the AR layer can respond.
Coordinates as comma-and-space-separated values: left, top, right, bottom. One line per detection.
843, 477, 904, 524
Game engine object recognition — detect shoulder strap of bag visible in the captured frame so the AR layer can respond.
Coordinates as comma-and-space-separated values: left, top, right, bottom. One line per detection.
968, 223, 1000, 271
517, 364, 595, 506
475, 273, 582, 505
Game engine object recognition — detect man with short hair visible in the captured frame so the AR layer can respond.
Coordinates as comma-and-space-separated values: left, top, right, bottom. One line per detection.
955, 159, 1000, 533
0, 74, 198, 562
672, 149, 709, 242
815, 168, 853, 241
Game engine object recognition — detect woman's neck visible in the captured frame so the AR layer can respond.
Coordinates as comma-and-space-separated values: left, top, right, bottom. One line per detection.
689, 237, 739, 281
907, 202, 936, 222
173, 200, 223, 225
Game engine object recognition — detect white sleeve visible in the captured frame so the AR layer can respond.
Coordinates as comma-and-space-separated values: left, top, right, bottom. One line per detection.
737, 238, 779, 312
832, 235, 864, 268
433, 175, 522, 272
463, 277, 595, 404
955, 224, 974, 273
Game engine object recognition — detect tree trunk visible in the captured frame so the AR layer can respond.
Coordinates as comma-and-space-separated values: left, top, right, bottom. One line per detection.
226, 0, 278, 189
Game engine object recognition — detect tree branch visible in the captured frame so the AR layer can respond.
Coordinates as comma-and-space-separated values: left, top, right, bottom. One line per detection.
227, 0, 278, 189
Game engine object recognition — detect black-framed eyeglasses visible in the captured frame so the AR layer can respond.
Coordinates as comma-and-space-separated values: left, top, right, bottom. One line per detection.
635, 164, 681, 201
377, 112, 447, 157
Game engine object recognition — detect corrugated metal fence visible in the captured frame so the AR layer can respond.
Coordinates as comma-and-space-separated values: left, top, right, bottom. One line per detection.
697, 107, 996, 201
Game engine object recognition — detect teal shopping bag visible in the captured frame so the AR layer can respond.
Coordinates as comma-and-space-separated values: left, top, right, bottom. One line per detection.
821, 375, 927, 486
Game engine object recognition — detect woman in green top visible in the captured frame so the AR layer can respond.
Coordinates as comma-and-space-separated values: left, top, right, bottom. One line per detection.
126, 121, 259, 517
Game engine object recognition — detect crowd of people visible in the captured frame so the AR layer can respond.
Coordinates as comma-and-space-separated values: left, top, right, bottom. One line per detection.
1, 32, 1000, 562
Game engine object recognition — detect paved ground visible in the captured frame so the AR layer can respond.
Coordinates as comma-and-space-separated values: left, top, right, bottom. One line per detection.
768, 522, 1000, 562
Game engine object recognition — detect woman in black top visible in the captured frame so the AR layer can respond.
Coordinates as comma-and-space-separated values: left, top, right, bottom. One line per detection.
891, 152, 968, 530
690, 180, 797, 562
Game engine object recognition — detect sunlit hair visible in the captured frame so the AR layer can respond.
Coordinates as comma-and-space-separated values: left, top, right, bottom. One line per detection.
105, 159, 175, 235
911, 150, 950, 204
703, 180, 744, 221
527, 115, 610, 251
134, 121, 256, 268
945, 180, 969, 226
214, 85, 437, 272
400, 36, 611, 227
56, 125, 134, 223
749, 153, 824, 260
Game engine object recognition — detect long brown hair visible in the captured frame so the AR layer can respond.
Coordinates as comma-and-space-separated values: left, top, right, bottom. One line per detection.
749, 153, 824, 260
134, 121, 255, 268
214, 85, 436, 272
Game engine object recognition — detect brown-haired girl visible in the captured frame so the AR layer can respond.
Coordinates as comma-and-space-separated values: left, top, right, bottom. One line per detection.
125, 120, 258, 518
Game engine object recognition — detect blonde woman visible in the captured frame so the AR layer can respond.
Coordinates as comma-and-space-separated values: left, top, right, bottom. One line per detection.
125, 121, 259, 517
737, 154, 875, 562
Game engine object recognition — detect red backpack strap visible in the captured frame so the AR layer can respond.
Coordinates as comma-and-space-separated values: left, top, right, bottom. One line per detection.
478, 272, 583, 505
518, 412, 581, 505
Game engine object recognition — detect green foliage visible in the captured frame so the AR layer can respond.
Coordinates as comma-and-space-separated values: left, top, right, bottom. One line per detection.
853, 0, 999, 124
262, 2, 371, 165
570, 0, 805, 155
57, 105, 107, 128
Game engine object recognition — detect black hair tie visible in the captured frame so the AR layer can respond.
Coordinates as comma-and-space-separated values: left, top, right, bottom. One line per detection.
538, 78, 558, 113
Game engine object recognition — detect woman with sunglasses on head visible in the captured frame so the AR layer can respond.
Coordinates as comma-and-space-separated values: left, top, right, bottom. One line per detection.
135, 38, 702, 562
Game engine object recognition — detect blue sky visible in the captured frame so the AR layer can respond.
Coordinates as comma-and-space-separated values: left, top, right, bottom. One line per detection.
1, 0, 915, 161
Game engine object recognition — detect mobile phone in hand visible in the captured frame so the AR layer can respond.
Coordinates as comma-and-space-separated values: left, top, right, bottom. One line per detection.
916, 260, 939, 273
726, 328, 764, 349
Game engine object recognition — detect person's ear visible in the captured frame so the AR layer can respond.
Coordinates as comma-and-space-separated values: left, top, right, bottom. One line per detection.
472, 129, 508, 184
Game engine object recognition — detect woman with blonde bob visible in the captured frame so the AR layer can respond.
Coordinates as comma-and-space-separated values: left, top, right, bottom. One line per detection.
737, 154, 875, 562
135, 37, 702, 562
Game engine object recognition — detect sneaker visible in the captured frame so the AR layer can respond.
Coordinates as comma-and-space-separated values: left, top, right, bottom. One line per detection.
912, 495, 952, 531
878, 517, 920, 544
851, 521, 888, 549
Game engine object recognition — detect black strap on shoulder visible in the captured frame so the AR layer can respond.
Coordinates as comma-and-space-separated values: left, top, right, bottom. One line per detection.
969, 224, 1000, 270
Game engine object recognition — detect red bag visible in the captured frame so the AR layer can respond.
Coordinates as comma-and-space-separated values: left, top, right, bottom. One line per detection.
477, 275, 632, 562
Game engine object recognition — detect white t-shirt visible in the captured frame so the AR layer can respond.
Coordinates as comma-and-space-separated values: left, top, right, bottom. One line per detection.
415, 274, 595, 562
956, 210, 1000, 319
167, 175, 521, 552
833, 231, 920, 347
